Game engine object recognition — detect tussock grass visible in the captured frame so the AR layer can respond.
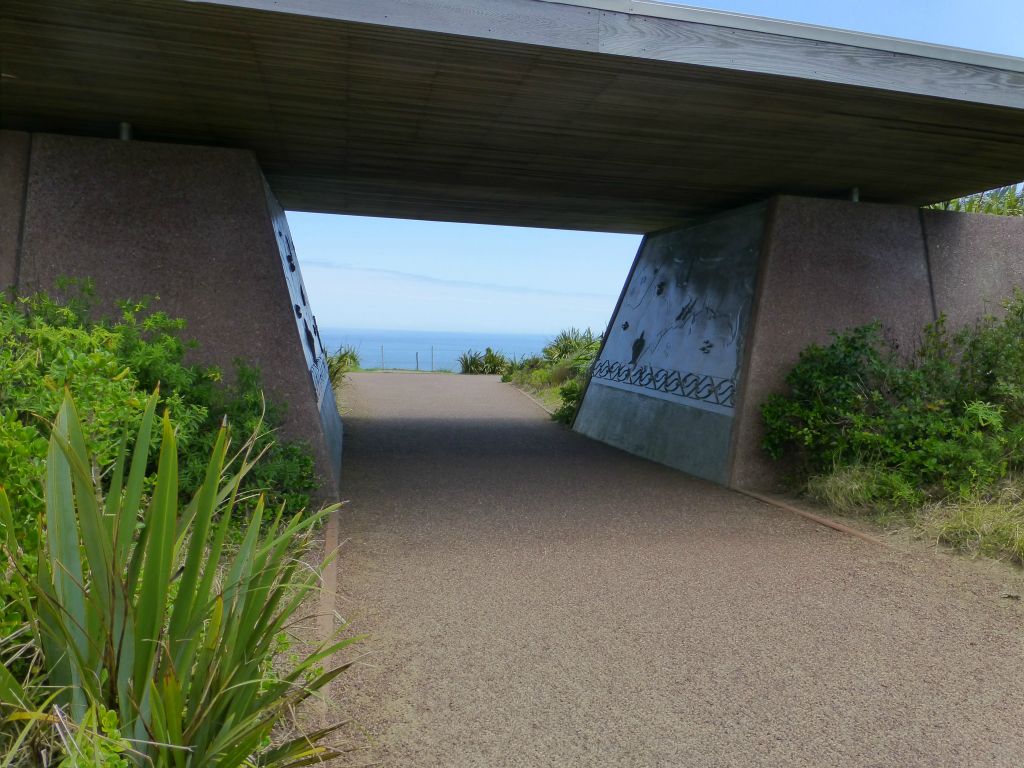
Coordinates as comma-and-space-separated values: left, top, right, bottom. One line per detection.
805, 465, 919, 517
808, 466, 1024, 564
923, 487, 1024, 564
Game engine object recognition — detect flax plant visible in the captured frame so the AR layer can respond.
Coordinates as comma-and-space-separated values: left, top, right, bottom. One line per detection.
0, 390, 357, 766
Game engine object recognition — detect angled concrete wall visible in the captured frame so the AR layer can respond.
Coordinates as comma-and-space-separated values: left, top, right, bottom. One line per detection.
575, 203, 767, 484
3, 131, 342, 497
578, 195, 1024, 491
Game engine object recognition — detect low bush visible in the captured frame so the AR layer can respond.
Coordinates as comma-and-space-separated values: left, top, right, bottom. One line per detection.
763, 296, 1024, 503
552, 379, 585, 425
458, 347, 511, 375
458, 349, 484, 374
502, 328, 603, 424
764, 290, 1024, 559
0, 391, 355, 766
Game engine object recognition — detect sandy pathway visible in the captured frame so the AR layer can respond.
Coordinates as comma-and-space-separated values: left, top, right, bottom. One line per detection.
328, 372, 1023, 767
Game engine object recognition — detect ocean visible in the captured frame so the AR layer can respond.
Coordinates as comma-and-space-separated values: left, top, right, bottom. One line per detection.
318, 328, 554, 371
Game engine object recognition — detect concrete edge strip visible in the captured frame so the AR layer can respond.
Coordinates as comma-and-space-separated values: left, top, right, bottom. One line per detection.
506, 381, 557, 415
316, 506, 341, 720
735, 488, 889, 548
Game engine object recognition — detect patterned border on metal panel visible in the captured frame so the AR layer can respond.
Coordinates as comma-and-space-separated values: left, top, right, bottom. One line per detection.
591, 359, 736, 408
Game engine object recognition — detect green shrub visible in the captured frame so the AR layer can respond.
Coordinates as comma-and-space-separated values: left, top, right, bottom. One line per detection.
552, 379, 585, 425
457, 348, 511, 375
0, 286, 317, 639
185, 360, 316, 516
501, 354, 544, 382
542, 327, 600, 363
0, 392, 356, 766
458, 350, 483, 374
931, 184, 1023, 216
763, 291, 1024, 506
481, 347, 510, 375
498, 329, 603, 425
327, 344, 360, 387
56, 706, 133, 768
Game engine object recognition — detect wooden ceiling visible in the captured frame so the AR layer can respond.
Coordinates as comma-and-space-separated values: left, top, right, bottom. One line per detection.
3, 0, 1024, 233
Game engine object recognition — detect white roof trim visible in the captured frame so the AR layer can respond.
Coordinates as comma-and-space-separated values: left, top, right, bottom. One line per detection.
542, 0, 1024, 73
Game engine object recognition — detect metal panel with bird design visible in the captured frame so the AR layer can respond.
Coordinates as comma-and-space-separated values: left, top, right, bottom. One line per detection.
591, 204, 767, 416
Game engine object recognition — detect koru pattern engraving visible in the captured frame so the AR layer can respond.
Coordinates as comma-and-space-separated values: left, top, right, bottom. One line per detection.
592, 359, 736, 408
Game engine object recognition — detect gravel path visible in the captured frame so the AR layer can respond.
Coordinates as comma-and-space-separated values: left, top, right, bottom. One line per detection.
331, 372, 1024, 767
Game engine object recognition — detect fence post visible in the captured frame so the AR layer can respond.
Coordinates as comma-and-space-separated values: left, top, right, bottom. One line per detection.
431, 346, 435, 371
416, 351, 420, 371
380, 345, 384, 370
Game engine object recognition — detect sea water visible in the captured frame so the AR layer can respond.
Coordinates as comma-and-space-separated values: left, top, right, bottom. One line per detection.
318, 328, 553, 371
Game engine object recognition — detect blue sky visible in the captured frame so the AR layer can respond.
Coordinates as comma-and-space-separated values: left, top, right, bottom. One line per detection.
290, 0, 1024, 335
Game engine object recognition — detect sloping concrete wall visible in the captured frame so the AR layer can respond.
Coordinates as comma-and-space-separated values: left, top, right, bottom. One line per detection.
8, 132, 341, 497
575, 203, 767, 483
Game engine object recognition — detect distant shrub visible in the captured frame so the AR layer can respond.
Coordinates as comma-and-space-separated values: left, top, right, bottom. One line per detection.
500, 328, 603, 425
930, 183, 1023, 216
458, 349, 484, 374
327, 343, 361, 387
481, 347, 511, 375
501, 354, 544, 382
543, 327, 601, 363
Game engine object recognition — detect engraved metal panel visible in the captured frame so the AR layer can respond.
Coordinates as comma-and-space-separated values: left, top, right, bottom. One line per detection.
592, 204, 766, 416
265, 184, 330, 407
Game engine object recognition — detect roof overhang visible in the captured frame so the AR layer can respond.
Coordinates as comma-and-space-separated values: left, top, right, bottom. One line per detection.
2, 0, 1023, 232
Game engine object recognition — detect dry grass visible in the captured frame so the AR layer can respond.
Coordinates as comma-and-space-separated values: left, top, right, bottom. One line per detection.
808, 466, 1024, 565
922, 486, 1024, 564
805, 465, 918, 517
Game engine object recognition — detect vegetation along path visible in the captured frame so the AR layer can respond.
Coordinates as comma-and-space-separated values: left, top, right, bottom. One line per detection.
329, 372, 1023, 767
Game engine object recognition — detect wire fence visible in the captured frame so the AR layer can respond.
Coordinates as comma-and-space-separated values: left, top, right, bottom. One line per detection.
325, 341, 550, 372
374, 345, 554, 371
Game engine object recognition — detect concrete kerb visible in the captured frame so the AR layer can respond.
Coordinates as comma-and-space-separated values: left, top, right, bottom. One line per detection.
736, 488, 890, 548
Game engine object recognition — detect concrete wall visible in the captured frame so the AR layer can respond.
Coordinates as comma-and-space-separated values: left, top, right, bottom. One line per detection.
575, 203, 767, 483
730, 197, 937, 490
4, 131, 342, 497
923, 209, 1024, 328
0, 131, 30, 289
